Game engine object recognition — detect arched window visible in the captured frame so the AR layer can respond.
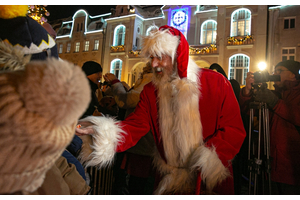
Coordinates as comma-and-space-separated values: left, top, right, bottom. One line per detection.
146, 25, 158, 36
231, 8, 251, 37
200, 20, 217, 44
110, 59, 123, 79
229, 54, 249, 85
113, 25, 126, 46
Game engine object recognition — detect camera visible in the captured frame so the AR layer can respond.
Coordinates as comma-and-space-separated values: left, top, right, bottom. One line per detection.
253, 70, 280, 83
102, 81, 109, 86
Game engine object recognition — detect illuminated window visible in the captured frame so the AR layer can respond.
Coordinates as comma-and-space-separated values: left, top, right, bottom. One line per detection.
113, 25, 126, 46
94, 40, 99, 50
284, 17, 295, 29
282, 48, 296, 61
231, 8, 251, 36
229, 54, 249, 85
84, 41, 89, 51
67, 43, 71, 53
146, 26, 158, 36
201, 20, 217, 44
75, 42, 80, 52
110, 59, 123, 79
59, 44, 63, 54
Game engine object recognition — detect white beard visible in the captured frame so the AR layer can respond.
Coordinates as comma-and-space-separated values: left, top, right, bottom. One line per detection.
152, 71, 203, 194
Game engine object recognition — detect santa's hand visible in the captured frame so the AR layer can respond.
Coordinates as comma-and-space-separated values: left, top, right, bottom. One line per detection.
75, 121, 95, 136
75, 126, 95, 136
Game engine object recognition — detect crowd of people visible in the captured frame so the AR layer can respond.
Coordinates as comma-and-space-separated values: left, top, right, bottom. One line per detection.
1, 5, 300, 195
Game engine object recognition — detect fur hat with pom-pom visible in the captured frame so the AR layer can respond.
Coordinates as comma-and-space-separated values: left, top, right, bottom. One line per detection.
0, 5, 57, 60
0, 40, 91, 194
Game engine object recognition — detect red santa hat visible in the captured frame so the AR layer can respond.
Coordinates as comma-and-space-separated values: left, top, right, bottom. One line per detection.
142, 25, 189, 79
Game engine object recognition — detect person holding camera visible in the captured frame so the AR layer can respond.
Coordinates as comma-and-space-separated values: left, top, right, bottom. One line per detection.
239, 60, 300, 194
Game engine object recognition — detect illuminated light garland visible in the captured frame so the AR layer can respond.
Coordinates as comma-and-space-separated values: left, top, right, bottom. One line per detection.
189, 44, 217, 55
129, 50, 141, 56
128, 45, 218, 56
27, 5, 49, 25
227, 35, 254, 45
110, 45, 125, 52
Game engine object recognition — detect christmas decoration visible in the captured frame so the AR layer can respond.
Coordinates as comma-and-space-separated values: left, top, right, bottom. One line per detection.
129, 50, 141, 56
189, 44, 217, 55
27, 5, 50, 25
227, 35, 254, 45
110, 45, 125, 52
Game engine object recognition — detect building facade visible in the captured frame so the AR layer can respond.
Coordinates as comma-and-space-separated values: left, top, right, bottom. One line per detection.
54, 5, 300, 87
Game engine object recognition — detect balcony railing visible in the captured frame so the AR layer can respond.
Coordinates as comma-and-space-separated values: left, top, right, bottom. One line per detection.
227, 35, 254, 45
110, 45, 125, 52
189, 44, 217, 55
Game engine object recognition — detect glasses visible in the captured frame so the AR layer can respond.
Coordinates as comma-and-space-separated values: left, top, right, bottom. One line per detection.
273, 69, 289, 74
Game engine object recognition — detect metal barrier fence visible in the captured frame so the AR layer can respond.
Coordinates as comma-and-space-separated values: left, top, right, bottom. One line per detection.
87, 166, 114, 195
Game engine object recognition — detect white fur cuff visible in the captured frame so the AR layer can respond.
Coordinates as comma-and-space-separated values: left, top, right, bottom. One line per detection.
190, 145, 230, 191
78, 116, 126, 168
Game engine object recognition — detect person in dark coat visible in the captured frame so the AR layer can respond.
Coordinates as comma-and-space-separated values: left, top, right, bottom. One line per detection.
209, 63, 240, 101
81, 61, 116, 118
239, 60, 300, 194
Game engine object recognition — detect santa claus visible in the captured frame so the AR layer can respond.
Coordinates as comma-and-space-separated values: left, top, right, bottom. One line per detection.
76, 25, 246, 195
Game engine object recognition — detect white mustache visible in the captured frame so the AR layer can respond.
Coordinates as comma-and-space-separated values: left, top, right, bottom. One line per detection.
156, 67, 163, 72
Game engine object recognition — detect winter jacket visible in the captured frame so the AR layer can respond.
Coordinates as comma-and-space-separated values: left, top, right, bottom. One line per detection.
239, 80, 300, 185
24, 156, 90, 195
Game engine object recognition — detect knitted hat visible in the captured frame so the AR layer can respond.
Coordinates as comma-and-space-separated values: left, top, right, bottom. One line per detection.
82, 61, 102, 76
0, 5, 57, 60
141, 25, 189, 79
275, 60, 300, 80
0, 41, 91, 194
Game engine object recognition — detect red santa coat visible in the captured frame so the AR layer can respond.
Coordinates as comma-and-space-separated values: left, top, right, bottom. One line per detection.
115, 68, 246, 194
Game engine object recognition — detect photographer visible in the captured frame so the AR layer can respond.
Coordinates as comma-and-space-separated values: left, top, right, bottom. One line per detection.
239, 60, 300, 194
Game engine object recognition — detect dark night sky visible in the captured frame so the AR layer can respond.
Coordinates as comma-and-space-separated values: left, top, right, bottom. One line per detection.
46, 5, 117, 22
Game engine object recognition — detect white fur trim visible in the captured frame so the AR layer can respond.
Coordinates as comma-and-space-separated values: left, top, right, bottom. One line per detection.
152, 149, 197, 194
78, 116, 126, 168
141, 29, 179, 64
187, 58, 200, 84
190, 145, 230, 191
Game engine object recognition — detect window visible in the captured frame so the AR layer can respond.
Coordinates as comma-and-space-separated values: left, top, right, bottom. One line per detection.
231, 8, 251, 36
110, 59, 123, 79
201, 20, 217, 44
84, 41, 89, 52
146, 25, 159, 36
282, 48, 296, 61
284, 18, 295, 29
75, 42, 80, 52
80, 23, 83, 31
77, 23, 79, 32
67, 43, 71, 53
113, 25, 126, 46
229, 54, 249, 85
96, 23, 102, 30
135, 38, 140, 49
59, 44, 63, 54
94, 40, 99, 50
